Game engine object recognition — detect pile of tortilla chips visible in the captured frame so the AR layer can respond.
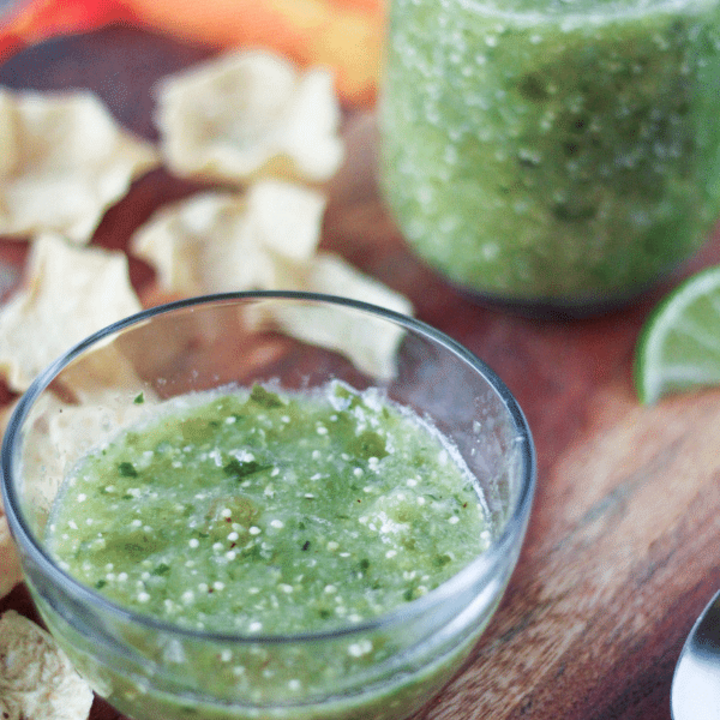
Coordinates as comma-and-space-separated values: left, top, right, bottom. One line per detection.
0, 45, 411, 719
0, 46, 412, 396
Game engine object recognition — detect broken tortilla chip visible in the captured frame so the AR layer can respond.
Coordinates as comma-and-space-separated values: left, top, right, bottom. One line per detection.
155, 49, 344, 184
0, 610, 94, 720
0, 233, 142, 392
0, 87, 159, 243
256, 251, 414, 380
12, 388, 158, 535
130, 180, 327, 295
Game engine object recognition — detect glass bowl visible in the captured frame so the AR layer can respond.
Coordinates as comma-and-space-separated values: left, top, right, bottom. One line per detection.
1, 291, 535, 720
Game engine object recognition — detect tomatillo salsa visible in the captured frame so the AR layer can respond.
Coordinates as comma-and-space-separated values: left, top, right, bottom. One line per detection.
380, 0, 720, 307
43, 381, 492, 718
47, 382, 489, 632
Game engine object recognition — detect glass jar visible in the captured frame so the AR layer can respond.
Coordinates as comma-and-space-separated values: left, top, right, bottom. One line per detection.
379, 0, 720, 314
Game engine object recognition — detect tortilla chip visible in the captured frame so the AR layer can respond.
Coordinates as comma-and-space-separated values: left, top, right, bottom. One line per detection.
286, 252, 414, 317
13, 388, 159, 537
0, 610, 94, 720
0, 233, 142, 392
155, 49, 344, 184
130, 180, 326, 295
0, 514, 22, 600
0, 88, 159, 243
245, 180, 328, 260
258, 252, 413, 380
0, 399, 23, 599
0, 389, 159, 601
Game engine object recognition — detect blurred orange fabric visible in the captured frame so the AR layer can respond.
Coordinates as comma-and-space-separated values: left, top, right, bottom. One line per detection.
0, 0, 385, 106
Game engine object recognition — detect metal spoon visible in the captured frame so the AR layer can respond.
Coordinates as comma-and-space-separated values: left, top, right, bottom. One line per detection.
671, 589, 720, 720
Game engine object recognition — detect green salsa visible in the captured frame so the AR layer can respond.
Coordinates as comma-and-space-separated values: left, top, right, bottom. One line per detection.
46, 382, 489, 635
380, 0, 720, 306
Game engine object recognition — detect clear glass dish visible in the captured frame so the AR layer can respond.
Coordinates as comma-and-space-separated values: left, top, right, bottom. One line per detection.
2, 291, 535, 720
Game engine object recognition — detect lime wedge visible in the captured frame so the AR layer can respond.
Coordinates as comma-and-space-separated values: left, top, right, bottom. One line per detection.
635, 264, 720, 404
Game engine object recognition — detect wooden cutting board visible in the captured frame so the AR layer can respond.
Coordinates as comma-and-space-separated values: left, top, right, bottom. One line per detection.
2, 26, 720, 720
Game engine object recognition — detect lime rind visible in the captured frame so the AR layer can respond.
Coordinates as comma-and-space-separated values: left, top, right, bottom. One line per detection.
635, 264, 720, 404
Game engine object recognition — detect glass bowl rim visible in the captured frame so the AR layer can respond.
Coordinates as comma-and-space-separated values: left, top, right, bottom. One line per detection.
1, 290, 536, 645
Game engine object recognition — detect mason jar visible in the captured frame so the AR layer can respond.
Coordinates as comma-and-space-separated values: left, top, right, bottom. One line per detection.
379, 0, 720, 314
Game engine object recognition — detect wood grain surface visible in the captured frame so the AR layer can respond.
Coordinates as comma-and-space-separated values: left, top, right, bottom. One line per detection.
2, 26, 720, 720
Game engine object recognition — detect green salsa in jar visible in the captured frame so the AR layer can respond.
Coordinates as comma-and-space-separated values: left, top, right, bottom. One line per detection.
380, 0, 720, 312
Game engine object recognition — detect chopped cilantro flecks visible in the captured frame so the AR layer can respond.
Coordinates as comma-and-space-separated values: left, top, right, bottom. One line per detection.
117, 461, 138, 478
223, 458, 272, 480
250, 385, 284, 408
